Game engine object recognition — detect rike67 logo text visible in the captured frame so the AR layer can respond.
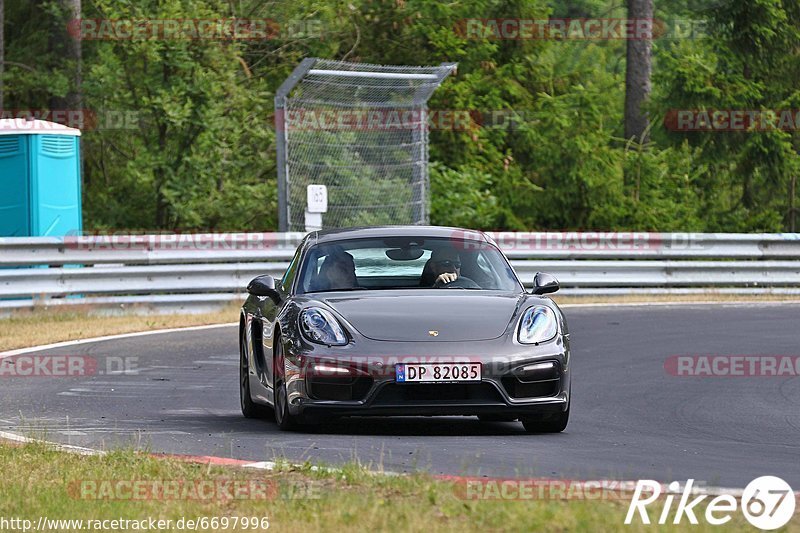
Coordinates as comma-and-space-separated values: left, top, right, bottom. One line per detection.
625, 477, 796, 530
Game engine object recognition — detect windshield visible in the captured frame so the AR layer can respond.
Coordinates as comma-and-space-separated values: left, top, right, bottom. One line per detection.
296, 236, 522, 294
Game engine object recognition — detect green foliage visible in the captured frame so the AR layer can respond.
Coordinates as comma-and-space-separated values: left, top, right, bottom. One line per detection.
79, 0, 278, 230
2, 0, 798, 231
429, 162, 505, 229
653, 0, 800, 231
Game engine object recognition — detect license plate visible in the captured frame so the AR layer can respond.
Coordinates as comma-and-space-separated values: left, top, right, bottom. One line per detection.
395, 363, 481, 383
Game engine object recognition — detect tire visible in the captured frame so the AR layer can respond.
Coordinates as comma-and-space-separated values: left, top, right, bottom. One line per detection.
240, 326, 272, 419
477, 414, 518, 422
273, 335, 301, 431
520, 404, 569, 433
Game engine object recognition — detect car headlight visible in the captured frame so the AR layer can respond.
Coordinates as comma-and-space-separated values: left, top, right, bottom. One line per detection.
518, 306, 558, 344
299, 307, 348, 346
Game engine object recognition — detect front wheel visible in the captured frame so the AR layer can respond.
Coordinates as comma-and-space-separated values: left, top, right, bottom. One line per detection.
273, 337, 301, 431
520, 404, 569, 433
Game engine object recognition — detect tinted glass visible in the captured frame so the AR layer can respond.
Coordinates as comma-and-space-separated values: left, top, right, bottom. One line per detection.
296, 236, 521, 293
281, 245, 302, 292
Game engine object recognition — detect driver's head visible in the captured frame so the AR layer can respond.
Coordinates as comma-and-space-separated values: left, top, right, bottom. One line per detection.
430, 247, 461, 276
321, 250, 356, 287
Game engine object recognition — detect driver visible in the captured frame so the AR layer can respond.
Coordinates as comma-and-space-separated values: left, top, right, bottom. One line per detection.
311, 250, 358, 291
429, 247, 463, 286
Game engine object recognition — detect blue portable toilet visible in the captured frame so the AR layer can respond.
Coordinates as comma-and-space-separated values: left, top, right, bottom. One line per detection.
0, 118, 82, 237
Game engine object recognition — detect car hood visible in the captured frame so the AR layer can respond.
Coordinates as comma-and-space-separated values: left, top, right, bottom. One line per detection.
321, 291, 524, 342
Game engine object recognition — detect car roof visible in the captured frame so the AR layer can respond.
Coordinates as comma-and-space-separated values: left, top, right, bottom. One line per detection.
307, 226, 491, 246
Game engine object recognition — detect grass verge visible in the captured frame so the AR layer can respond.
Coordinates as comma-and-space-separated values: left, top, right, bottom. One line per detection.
0, 304, 240, 352
0, 442, 772, 533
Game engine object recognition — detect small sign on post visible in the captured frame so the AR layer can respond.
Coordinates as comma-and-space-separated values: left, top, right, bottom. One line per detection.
305, 184, 327, 232
307, 185, 328, 213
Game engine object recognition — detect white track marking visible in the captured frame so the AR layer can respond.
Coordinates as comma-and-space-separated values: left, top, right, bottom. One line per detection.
0, 430, 104, 456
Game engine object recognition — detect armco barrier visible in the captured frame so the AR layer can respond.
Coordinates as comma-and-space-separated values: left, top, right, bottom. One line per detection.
1, 232, 799, 313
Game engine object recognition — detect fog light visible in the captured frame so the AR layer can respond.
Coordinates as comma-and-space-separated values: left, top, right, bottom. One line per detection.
514, 361, 559, 383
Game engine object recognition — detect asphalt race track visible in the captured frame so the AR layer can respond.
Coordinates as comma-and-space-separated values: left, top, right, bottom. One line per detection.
2, 303, 799, 488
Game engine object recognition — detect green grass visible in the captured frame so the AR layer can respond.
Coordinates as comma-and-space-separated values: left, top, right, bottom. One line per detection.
0, 304, 240, 352
0, 442, 783, 532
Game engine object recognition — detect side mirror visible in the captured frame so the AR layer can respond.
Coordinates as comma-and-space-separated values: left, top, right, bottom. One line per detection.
247, 275, 281, 301
531, 272, 559, 295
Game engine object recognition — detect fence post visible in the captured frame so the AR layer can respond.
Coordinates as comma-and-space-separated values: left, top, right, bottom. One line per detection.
275, 58, 316, 232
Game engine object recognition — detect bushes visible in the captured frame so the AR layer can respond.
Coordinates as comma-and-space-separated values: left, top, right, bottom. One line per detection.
4, 0, 798, 232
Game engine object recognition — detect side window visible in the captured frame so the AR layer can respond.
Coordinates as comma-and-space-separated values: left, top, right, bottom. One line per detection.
281, 247, 302, 293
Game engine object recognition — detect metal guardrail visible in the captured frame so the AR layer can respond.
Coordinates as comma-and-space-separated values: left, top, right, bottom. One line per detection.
1, 232, 799, 313
0, 233, 306, 266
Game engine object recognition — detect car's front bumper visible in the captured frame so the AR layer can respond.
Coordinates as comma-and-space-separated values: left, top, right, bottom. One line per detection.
282, 336, 571, 420
296, 390, 568, 420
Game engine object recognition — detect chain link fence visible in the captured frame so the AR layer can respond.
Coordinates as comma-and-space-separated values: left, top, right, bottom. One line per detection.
275, 58, 456, 231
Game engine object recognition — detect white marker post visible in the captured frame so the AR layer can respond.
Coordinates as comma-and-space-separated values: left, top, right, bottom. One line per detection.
305, 184, 327, 232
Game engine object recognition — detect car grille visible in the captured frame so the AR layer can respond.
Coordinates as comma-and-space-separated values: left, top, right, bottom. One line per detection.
306, 376, 373, 401
372, 383, 504, 405
501, 378, 559, 399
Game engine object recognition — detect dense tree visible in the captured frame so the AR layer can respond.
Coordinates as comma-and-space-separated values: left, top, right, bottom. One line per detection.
47, 0, 81, 111
1, 0, 797, 232
654, 0, 800, 231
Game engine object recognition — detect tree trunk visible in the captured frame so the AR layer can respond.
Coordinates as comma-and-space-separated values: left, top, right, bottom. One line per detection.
624, 0, 653, 143
68, 0, 82, 112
